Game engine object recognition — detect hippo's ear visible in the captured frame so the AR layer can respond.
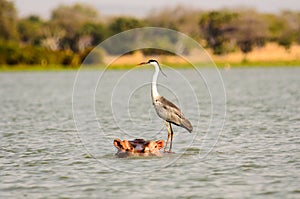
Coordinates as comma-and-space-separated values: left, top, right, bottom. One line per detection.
114, 139, 123, 149
156, 140, 164, 149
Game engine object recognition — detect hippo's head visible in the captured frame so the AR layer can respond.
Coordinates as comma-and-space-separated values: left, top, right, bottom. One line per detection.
113, 138, 164, 158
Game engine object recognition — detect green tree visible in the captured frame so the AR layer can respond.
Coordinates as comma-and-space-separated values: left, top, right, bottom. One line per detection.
0, 0, 18, 41
50, 3, 99, 51
145, 5, 202, 40
263, 14, 285, 42
18, 15, 43, 45
277, 11, 300, 49
232, 11, 268, 54
199, 11, 237, 55
145, 6, 182, 30
104, 17, 145, 54
278, 26, 296, 50
108, 17, 144, 35
79, 22, 107, 46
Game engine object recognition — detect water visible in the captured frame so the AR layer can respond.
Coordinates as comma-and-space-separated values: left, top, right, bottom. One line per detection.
0, 67, 299, 198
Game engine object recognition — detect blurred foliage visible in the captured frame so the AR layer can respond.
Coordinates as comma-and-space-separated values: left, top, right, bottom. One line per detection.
145, 5, 201, 38
50, 4, 100, 52
0, 0, 19, 41
277, 11, 300, 49
0, 0, 300, 66
232, 10, 268, 54
0, 41, 81, 66
103, 17, 145, 54
108, 17, 144, 35
82, 47, 105, 65
18, 16, 43, 46
199, 11, 238, 54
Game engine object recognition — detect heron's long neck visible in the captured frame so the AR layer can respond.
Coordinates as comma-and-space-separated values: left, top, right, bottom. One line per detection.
151, 64, 160, 99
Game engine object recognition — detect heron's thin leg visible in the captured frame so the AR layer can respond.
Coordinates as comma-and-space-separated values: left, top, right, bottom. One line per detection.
169, 123, 174, 153
164, 121, 171, 152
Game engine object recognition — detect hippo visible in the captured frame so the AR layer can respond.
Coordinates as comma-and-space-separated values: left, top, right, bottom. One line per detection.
113, 138, 164, 158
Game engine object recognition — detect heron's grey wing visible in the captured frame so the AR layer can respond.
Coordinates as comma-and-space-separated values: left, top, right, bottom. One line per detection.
157, 96, 193, 132
158, 96, 181, 113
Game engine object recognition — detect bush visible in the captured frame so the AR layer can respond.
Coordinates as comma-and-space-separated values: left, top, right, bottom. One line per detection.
0, 41, 81, 66
0, 41, 20, 65
80, 47, 104, 65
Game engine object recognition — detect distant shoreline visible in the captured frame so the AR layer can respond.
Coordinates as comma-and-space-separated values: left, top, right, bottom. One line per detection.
1, 62, 300, 72
1, 42, 300, 72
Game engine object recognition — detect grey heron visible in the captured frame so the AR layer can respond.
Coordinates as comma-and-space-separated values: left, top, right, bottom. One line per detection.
139, 60, 193, 153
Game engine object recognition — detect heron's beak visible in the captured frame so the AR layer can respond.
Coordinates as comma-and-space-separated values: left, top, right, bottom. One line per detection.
138, 62, 147, 66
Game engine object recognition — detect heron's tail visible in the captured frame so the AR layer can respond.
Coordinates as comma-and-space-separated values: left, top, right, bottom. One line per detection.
181, 117, 193, 133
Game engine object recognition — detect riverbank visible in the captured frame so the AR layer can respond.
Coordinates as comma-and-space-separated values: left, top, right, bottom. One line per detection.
1, 43, 300, 71
1, 62, 299, 72
104, 42, 300, 68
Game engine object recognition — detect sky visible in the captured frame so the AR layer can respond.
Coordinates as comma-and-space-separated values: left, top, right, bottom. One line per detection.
13, 0, 300, 19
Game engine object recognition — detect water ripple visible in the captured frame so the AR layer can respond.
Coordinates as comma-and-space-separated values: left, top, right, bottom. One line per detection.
1, 69, 299, 198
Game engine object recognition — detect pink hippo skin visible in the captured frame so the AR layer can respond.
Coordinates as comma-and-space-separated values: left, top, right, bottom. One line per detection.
113, 138, 164, 158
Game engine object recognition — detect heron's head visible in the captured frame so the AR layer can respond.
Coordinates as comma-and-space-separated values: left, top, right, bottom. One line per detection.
138, 59, 167, 77
138, 59, 158, 65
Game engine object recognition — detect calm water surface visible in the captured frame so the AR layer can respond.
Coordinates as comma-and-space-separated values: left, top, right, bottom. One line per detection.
0, 67, 299, 198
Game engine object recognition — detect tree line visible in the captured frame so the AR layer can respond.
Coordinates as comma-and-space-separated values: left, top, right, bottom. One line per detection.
1, 0, 300, 66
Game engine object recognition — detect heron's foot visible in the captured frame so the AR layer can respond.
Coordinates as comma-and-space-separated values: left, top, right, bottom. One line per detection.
163, 149, 174, 153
